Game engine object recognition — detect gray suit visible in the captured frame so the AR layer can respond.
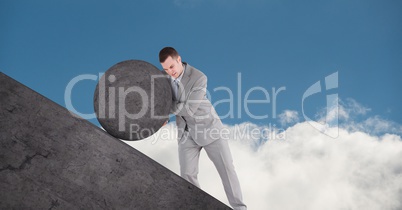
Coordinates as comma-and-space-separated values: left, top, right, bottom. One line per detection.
170, 63, 247, 210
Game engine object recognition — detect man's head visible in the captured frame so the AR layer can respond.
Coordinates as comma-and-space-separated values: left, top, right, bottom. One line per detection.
159, 47, 183, 79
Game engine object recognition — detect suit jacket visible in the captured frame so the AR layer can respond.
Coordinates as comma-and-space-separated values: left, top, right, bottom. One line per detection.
170, 62, 224, 146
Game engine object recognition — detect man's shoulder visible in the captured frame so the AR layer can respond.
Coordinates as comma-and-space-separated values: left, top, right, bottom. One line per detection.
185, 63, 206, 79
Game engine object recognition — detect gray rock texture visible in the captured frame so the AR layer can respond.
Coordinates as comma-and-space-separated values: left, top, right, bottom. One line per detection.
94, 60, 172, 140
0, 72, 230, 210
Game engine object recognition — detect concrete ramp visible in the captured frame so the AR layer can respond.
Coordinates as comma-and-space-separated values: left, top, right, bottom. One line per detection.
0, 72, 230, 210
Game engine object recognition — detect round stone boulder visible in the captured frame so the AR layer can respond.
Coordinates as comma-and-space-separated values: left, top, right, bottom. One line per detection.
94, 60, 172, 140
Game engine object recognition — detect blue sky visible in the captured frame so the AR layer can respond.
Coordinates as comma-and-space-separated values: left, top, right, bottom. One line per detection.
1, 0, 401, 130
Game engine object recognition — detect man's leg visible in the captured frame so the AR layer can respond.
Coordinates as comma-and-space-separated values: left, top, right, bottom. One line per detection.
204, 139, 247, 210
178, 134, 202, 188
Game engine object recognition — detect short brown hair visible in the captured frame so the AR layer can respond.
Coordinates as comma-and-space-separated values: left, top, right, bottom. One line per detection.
159, 47, 179, 63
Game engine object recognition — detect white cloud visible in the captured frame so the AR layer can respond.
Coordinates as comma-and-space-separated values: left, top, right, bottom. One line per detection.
343, 98, 371, 116
278, 110, 300, 126
314, 98, 370, 122
343, 115, 402, 136
124, 120, 402, 210
306, 97, 399, 137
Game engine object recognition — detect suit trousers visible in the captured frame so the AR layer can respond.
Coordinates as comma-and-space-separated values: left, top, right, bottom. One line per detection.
178, 132, 247, 210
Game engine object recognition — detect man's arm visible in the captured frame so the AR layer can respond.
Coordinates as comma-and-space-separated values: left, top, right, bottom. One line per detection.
171, 76, 207, 118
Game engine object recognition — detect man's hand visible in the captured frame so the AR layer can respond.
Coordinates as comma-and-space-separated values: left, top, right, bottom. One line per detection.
162, 120, 168, 126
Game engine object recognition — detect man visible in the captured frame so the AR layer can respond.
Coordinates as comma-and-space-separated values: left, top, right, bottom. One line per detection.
159, 47, 247, 210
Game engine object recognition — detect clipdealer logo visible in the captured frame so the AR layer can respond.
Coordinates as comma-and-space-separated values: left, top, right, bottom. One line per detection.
302, 72, 339, 138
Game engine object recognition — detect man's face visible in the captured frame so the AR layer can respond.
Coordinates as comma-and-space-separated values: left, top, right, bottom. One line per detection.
161, 56, 183, 79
